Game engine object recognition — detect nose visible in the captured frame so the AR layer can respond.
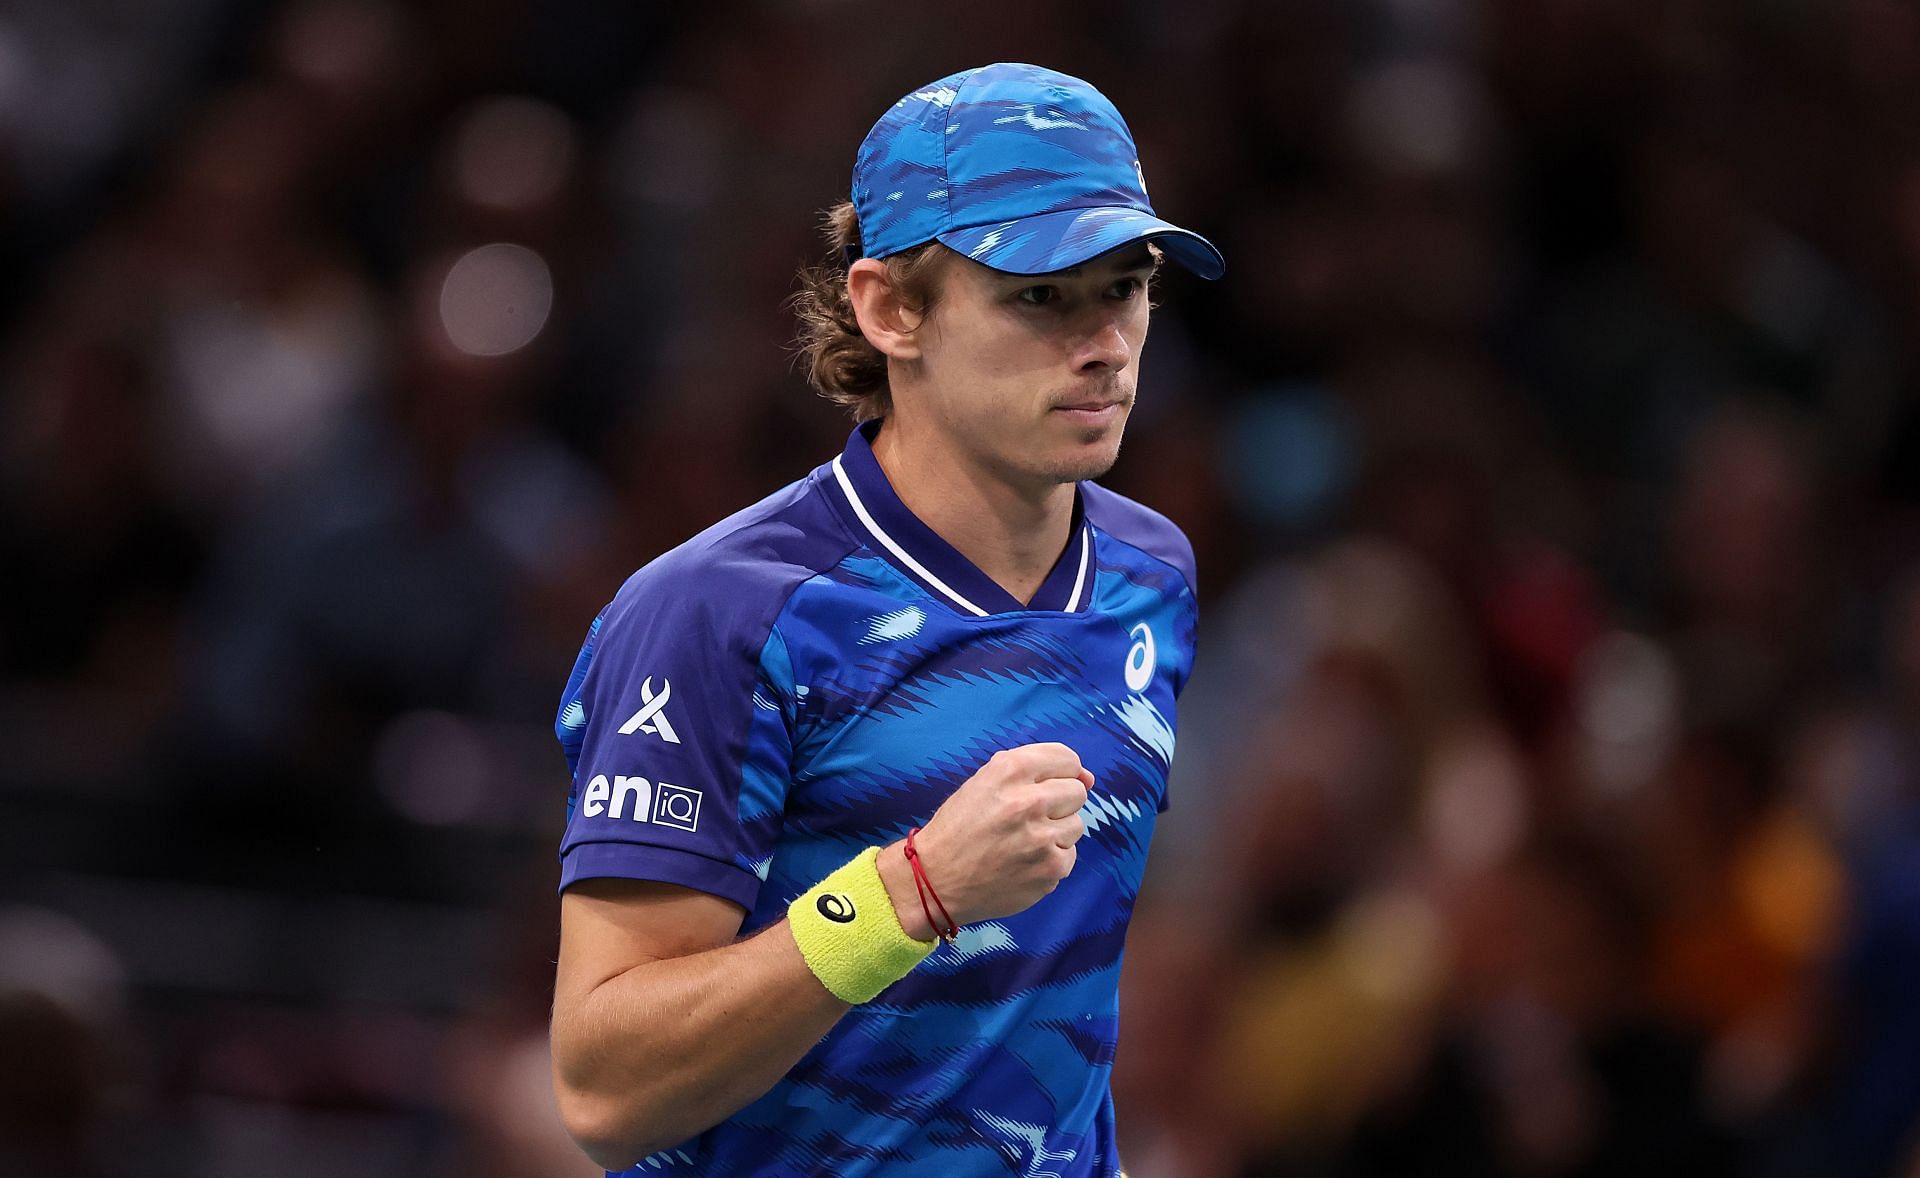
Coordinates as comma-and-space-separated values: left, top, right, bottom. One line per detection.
1073, 315, 1132, 375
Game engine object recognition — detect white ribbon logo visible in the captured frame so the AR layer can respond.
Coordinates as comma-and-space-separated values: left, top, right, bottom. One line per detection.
618, 676, 681, 743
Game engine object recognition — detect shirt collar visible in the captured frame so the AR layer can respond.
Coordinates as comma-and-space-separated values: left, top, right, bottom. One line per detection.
829, 421, 1093, 616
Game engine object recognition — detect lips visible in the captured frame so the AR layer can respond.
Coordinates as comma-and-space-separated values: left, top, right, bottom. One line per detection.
1052, 395, 1131, 413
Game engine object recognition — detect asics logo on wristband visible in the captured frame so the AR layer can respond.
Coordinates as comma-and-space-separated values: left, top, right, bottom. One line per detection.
617, 676, 681, 743
1124, 623, 1156, 692
817, 894, 857, 923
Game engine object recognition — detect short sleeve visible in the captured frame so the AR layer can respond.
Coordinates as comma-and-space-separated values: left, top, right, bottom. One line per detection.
553, 571, 797, 912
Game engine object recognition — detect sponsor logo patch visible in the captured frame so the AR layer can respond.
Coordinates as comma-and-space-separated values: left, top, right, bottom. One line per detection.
618, 677, 681, 743
580, 774, 703, 833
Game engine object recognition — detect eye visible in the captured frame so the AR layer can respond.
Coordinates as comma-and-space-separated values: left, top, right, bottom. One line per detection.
1016, 285, 1059, 306
1109, 277, 1146, 300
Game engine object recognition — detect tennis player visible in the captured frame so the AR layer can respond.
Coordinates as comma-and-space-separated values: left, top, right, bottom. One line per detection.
549, 62, 1223, 1176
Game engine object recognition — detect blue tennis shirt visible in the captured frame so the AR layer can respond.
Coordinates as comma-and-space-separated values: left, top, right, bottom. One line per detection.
555, 421, 1197, 1176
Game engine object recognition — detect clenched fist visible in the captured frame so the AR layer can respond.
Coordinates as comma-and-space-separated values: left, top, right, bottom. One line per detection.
877, 743, 1094, 939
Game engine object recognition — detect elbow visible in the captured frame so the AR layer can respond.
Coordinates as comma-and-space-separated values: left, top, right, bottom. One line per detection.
555, 1076, 684, 1172
556, 1097, 645, 1174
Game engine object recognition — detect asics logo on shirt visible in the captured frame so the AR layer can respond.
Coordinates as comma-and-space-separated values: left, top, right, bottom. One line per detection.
618, 676, 681, 743
1124, 623, 1156, 692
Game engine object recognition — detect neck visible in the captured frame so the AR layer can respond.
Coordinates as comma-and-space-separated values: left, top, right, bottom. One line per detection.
868, 415, 1076, 606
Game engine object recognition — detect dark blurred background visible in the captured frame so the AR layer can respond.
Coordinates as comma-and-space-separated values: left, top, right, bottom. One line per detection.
4, 1, 1920, 1175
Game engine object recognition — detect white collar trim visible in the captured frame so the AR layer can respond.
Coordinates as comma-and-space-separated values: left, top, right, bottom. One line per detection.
832, 455, 990, 617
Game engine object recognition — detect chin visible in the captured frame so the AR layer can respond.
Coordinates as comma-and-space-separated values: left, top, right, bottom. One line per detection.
1037, 439, 1123, 484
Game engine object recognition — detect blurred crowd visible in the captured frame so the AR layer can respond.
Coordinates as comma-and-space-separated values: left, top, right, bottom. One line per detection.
2, 0, 1919, 1175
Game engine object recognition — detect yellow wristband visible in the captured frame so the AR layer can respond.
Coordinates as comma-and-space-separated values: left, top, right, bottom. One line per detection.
789, 847, 935, 1004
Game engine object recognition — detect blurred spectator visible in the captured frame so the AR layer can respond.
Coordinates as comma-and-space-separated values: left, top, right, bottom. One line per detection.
4, 1, 1920, 1174
0, 907, 132, 1178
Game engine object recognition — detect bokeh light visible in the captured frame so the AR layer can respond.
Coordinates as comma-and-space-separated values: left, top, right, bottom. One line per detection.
437, 242, 554, 357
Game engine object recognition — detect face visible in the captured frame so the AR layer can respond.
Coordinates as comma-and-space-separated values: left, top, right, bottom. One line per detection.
904, 242, 1157, 488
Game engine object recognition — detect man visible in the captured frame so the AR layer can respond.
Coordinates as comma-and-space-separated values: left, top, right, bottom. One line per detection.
549, 62, 1223, 1176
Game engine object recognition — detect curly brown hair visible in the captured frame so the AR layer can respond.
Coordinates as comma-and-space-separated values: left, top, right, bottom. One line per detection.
790, 201, 949, 422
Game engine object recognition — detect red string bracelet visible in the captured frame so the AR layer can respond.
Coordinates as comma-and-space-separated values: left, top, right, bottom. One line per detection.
904, 826, 959, 943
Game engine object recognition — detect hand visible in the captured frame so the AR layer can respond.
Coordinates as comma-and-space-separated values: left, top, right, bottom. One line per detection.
879, 743, 1093, 938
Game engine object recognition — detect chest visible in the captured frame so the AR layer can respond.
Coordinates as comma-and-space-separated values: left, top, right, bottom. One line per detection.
780, 603, 1179, 834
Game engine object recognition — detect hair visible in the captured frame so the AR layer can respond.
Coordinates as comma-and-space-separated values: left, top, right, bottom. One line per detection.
790, 201, 948, 422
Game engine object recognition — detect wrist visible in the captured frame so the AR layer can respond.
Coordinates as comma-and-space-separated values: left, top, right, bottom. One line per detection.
877, 841, 938, 942
788, 847, 935, 1005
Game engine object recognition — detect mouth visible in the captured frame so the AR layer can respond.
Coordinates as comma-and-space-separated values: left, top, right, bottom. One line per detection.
1050, 398, 1130, 425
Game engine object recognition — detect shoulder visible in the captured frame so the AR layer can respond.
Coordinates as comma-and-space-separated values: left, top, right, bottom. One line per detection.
1080, 481, 1197, 600
602, 465, 857, 650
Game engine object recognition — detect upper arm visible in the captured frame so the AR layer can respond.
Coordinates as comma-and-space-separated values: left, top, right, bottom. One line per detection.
553, 561, 801, 912
555, 878, 748, 1008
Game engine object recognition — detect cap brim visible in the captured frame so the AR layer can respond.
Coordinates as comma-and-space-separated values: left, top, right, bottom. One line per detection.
937, 206, 1225, 280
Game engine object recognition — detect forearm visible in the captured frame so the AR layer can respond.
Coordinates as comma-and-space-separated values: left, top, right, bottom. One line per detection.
553, 840, 939, 1170
552, 918, 846, 1169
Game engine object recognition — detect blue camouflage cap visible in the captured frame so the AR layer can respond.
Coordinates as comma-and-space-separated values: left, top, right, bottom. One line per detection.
850, 63, 1225, 279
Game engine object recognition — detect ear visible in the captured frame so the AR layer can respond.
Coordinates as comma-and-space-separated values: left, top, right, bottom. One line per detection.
846, 258, 927, 363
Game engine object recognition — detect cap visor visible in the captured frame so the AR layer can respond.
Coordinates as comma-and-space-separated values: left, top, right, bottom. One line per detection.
938, 206, 1225, 280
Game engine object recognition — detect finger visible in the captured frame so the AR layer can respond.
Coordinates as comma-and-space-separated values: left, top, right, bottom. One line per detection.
1077, 768, 1096, 791
1054, 814, 1086, 848
1056, 842, 1078, 880
1037, 776, 1089, 821
1010, 741, 1084, 783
